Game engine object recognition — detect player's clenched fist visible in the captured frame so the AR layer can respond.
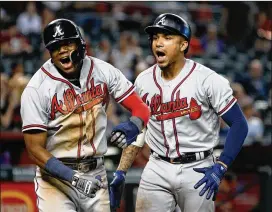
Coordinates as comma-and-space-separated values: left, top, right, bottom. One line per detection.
71, 173, 105, 198
110, 117, 142, 148
110, 131, 127, 148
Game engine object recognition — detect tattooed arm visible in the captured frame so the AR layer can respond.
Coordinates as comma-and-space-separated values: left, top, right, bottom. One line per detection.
117, 128, 147, 171
117, 145, 141, 171
109, 145, 142, 209
109, 130, 146, 209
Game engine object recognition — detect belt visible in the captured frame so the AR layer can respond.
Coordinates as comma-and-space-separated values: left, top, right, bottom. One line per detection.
58, 156, 103, 173
151, 149, 212, 164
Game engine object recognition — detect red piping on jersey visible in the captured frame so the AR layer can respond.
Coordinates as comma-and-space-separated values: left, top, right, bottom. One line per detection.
85, 59, 97, 155
90, 108, 97, 155
153, 66, 170, 157
171, 62, 196, 157
22, 124, 47, 130
77, 113, 83, 158
218, 97, 236, 115
41, 67, 76, 97
86, 59, 94, 90
115, 85, 135, 102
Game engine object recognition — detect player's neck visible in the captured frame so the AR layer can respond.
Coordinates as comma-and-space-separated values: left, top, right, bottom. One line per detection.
161, 58, 186, 81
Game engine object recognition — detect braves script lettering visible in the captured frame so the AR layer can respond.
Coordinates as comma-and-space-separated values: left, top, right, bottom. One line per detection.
50, 78, 109, 119
142, 92, 202, 121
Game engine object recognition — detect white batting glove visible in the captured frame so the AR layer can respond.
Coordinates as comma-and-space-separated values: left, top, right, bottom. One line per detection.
110, 132, 127, 149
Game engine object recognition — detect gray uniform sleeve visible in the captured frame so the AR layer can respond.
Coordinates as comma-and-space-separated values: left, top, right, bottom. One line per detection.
204, 73, 237, 116
20, 87, 48, 132
133, 76, 142, 96
107, 67, 135, 103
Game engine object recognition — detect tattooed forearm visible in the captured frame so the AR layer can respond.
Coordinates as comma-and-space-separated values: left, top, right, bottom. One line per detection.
117, 145, 141, 172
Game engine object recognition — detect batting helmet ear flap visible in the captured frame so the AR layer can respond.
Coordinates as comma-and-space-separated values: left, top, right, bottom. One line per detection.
69, 43, 86, 65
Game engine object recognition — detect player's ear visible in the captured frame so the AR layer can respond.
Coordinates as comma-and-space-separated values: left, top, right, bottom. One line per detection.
180, 40, 188, 53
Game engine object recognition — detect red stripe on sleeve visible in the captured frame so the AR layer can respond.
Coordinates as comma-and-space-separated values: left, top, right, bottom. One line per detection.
218, 97, 237, 116
22, 124, 47, 131
115, 85, 135, 102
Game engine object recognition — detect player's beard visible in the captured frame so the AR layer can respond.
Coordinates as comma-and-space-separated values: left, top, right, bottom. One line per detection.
159, 57, 186, 77
159, 62, 172, 72
156, 55, 173, 71
154, 53, 171, 71
153, 50, 178, 72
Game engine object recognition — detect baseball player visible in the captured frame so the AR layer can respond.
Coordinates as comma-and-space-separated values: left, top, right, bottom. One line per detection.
134, 13, 248, 212
20, 19, 150, 212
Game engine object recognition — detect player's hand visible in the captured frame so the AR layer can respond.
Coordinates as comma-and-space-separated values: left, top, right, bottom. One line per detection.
193, 163, 227, 201
110, 121, 140, 148
71, 173, 104, 198
109, 170, 126, 210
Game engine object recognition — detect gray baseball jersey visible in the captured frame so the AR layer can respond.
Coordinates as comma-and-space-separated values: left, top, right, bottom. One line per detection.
21, 56, 135, 158
134, 58, 236, 158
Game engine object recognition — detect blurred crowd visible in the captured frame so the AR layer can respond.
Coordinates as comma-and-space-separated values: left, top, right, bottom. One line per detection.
0, 2, 271, 165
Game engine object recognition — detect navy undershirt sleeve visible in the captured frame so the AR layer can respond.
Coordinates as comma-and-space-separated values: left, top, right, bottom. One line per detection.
219, 103, 248, 167
45, 157, 75, 182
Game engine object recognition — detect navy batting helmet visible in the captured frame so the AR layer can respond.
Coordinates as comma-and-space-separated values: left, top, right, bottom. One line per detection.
145, 13, 191, 53
43, 19, 86, 63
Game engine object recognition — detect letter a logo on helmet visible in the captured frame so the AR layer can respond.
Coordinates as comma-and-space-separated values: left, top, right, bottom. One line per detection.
157, 16, 166, 25
53, 25, 64, 38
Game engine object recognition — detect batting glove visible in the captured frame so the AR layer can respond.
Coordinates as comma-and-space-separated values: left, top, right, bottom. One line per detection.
193, 163, 227, 201
110, 120, 140, 148
109, 170, 126, 210
71, 173, 104, 198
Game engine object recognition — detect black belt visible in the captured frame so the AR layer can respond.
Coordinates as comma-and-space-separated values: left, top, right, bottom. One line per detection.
58, 156, 102, 173
151, 149, 212, 164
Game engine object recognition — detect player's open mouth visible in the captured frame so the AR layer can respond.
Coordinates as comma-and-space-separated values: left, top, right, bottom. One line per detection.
60, 56, 73, 69
156, 51, 166, 62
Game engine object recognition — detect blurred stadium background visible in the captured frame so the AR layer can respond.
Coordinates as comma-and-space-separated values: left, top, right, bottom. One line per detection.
0, 1, 271, 212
